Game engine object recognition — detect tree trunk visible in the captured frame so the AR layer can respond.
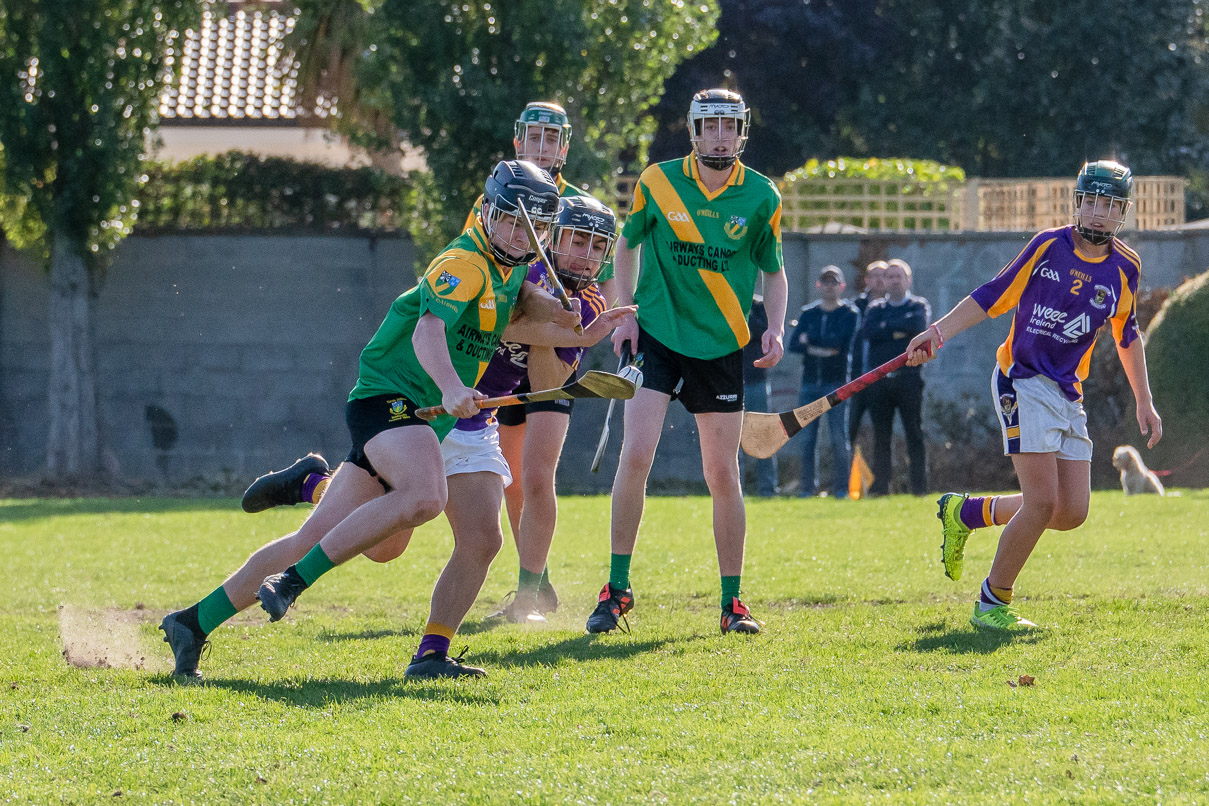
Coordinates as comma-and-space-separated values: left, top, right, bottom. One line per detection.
46, 234, 101, 479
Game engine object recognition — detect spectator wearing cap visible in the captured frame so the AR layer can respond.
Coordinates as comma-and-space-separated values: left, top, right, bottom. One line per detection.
860, 258, 931, 495
788, 266, 859, 498
741, 296, 779, 496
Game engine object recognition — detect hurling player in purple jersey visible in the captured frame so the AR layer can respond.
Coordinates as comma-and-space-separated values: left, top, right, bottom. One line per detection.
905, 160, 1162, 632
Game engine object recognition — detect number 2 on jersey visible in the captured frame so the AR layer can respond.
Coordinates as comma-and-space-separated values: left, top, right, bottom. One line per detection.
1070, 278, 1083, 296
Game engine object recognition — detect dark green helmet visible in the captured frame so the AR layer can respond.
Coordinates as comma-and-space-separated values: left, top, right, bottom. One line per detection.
1073, 160, 1133, 245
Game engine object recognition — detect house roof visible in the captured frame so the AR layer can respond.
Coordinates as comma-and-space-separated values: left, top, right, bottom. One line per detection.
159, 2, 329, 124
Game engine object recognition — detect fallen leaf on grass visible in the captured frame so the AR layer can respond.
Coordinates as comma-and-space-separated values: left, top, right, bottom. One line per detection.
1006, 679, 1017, 689
171, 711, 188, 722
1018, 675, 1036, 687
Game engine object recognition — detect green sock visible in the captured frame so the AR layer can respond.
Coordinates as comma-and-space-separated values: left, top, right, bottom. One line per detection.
196, 585, 238, 635
295, 544, 336, 586
609, 553, 632, 591
721, 575, 742, 609
517, 566, 543, 596
539, 566, 551, 589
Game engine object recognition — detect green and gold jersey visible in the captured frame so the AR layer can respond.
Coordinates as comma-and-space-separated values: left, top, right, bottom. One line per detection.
350, 220, 527, 439
622, 157, 783, 359
462, 174, 615, 283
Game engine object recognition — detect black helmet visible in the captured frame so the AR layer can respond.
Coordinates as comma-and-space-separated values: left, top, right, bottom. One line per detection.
481, 160, 561, 266
1073, 160, 1133, 245
549, 196, 619, 293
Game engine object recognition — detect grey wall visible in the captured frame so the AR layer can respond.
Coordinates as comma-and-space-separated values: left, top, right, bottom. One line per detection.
2, 229, 1205, 491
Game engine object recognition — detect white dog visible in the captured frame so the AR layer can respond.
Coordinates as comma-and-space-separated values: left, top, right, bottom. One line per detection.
1112, 445, 1165, 496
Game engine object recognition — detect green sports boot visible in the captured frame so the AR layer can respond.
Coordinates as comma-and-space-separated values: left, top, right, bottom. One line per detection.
970, 602, 1039, 631
937, 493, 972, 581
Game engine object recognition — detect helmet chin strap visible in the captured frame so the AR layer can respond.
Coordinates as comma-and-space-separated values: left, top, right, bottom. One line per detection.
1075, 225, 1113, 246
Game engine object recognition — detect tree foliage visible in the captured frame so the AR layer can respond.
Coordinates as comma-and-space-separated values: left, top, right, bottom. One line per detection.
294, 0, 720, 258
0, 0, 198, 266
649, 0, 1209, 199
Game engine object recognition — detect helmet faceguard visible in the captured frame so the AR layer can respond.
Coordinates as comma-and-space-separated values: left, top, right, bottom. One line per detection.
514, 102, 573, 176
548, 196, 618, 293
481, 160, 561, 267
1073, 160, 1133, 245
687, 88, 751, 171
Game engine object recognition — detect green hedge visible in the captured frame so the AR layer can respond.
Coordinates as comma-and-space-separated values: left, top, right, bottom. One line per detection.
134, 152, 410, 233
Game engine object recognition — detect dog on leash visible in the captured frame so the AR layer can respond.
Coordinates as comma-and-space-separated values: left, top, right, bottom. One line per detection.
1112, 445, 1165, 496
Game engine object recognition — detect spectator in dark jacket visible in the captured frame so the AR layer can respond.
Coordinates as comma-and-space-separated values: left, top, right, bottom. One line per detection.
848, 260, 887, 446
788, 266, 859, 497
860, 258, 930, 495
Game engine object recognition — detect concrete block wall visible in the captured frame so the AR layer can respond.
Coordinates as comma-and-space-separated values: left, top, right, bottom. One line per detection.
2, 228, 1204, 491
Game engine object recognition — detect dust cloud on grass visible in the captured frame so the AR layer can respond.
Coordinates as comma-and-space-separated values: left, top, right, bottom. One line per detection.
58, 604, 168, 672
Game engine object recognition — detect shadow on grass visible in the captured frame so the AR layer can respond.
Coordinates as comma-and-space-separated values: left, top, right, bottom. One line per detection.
315, 626, 419, 643
470, 632, 704, 669
0, 498, 238, 522
161, 674, 501, 707
899, 620, 1044, 654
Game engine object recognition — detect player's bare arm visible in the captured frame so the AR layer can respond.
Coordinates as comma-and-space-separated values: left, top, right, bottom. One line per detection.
503, 304, 636, 349
1117, 337, 1163, 448
754, 268, 787, 368
906, 295, 989, 365
413, 312, 481, 418
518, 280, 582, 328
609, 235, 640, 356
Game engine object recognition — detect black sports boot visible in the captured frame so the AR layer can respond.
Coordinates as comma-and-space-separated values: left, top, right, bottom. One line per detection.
404, 648, 487, 679
159, 610, 209, 679
720, 597, 763, 635
257, 567, 308, 622
585, 583, 634, 634
241, 453, 330, 513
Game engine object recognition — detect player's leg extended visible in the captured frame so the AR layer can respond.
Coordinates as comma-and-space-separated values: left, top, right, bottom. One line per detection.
256, 427, 447, 622
406, 471, 505, 678
971, 451, 1058, 630
499, 419, 527, 548
698, 410, 760, 634
586, 387, 670, 633
514, 410, 572, 613
159, 461, 382, 677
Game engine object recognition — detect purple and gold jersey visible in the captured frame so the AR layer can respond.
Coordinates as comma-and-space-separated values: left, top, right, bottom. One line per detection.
457, 261, 607, 431
970, 226, 1140, 401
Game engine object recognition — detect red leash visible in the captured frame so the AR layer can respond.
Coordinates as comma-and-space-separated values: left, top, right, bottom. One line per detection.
1152, 447, 1205, 478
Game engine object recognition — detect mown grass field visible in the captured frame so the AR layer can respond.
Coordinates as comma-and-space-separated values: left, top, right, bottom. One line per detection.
2, 491, 1208, 803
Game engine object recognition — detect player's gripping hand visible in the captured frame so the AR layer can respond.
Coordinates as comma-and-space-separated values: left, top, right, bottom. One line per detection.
1137, 400, 1163, 449
611, 315, 639, 358
753, 328, 784, 369
550, 297, 582, 331
442, 385, 485, 419
906, 325, 943, 366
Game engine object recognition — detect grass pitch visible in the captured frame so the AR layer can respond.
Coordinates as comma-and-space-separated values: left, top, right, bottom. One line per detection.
2, 492, 1208, 803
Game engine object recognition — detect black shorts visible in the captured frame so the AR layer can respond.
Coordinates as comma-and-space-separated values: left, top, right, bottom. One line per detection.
344, 393, 432, 482
496, 376, 576, 427
637, 326, 744, 414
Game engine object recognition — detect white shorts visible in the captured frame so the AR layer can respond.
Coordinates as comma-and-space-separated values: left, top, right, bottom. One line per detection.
992, 367, 1092, 462
440, 422, 513, 485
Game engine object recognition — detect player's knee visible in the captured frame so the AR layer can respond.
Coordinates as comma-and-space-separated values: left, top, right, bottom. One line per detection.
702, 462, 741, 493
400, 490, 446, 526
460, 528, 504, 565
1021, 495, 1057, 523
1050, 504, 1088, 531
617, 445, 657, 478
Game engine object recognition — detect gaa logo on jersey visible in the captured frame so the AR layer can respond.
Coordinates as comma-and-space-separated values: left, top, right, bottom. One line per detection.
1090, 285, 1111, 309
667, 210, 692, 223
435, 270, 461, 293
724, 215, 748, 240
386, 398, 410, 422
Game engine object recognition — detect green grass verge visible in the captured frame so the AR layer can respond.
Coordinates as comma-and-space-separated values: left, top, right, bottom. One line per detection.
2, 492, 1208, 803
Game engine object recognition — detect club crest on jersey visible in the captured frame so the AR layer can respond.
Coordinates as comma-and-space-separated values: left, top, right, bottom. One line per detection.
724, 216, 748, 240
435, 270, 461, 293
386, 398, 410, 422
1091, 285, 1111, 309
999, 394, 1017, 418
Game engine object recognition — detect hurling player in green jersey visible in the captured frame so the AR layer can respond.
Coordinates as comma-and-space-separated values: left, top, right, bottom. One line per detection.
159, 161, 578, 680
585, 89, 789, 637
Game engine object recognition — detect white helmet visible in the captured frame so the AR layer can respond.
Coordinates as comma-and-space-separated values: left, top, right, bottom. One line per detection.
687, 88, 751, 170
